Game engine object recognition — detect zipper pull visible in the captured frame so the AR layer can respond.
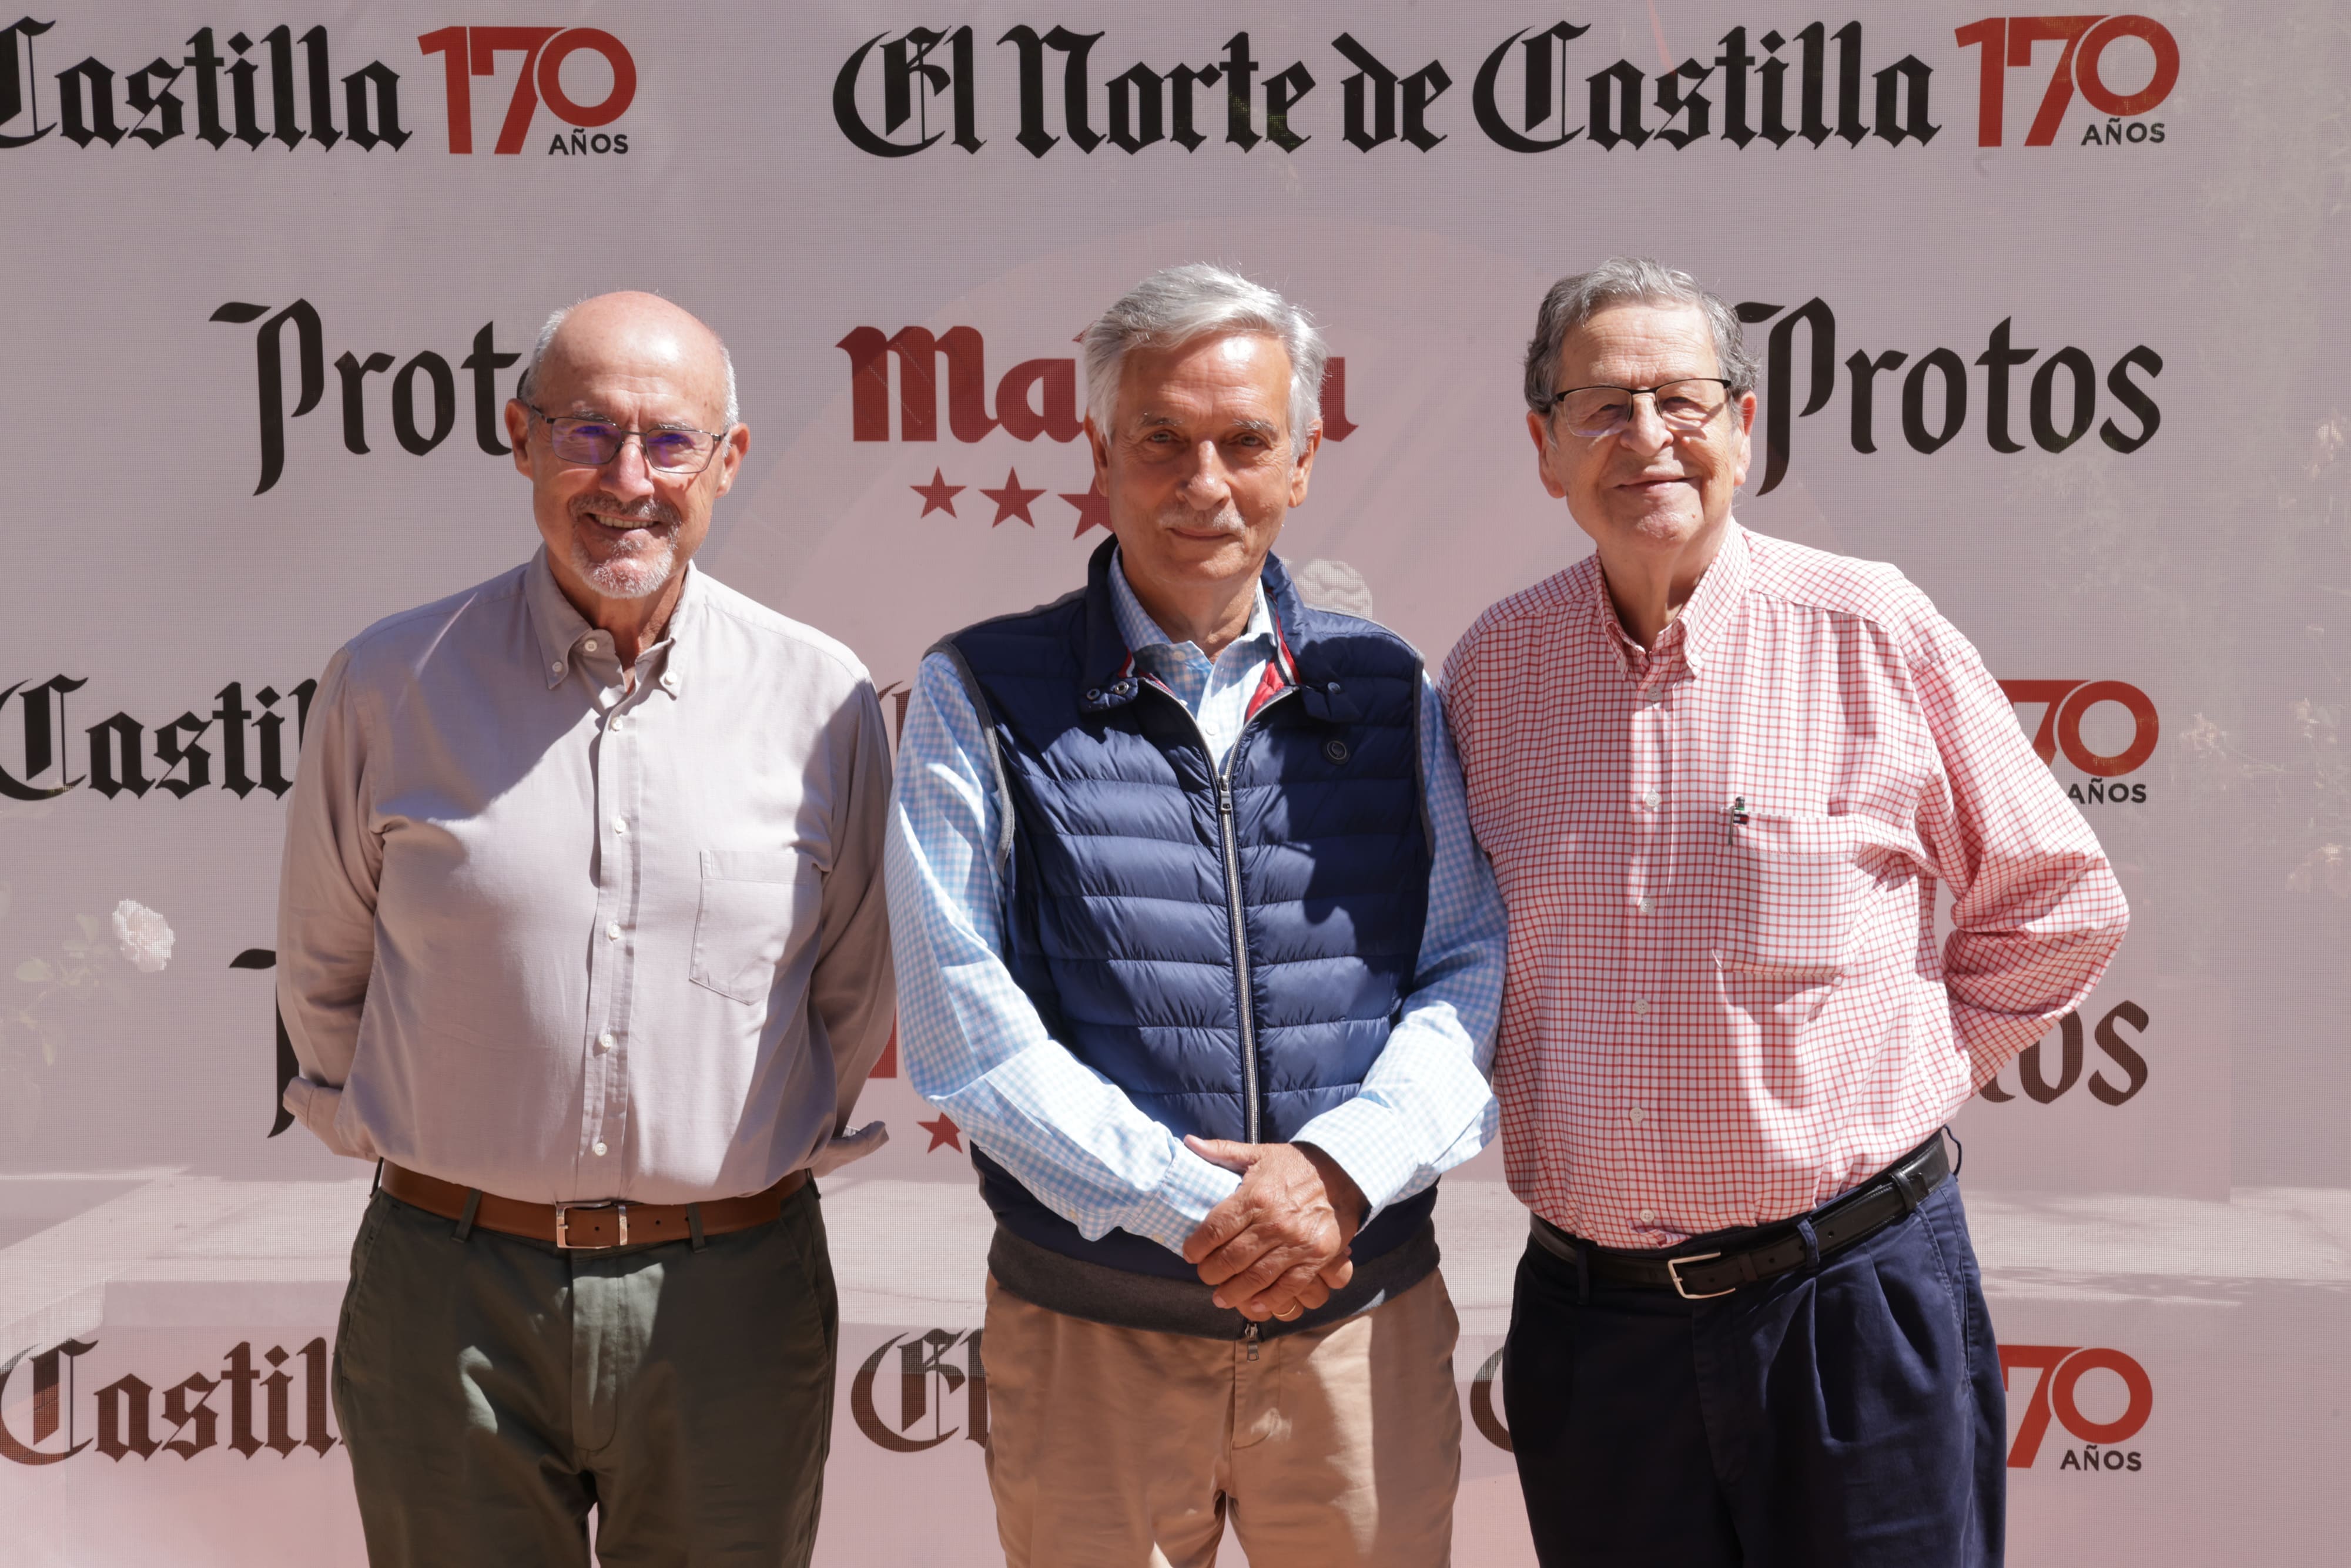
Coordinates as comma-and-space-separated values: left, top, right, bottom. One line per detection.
1217, 777, 1235, 816
1244, 1322, 1261, 1361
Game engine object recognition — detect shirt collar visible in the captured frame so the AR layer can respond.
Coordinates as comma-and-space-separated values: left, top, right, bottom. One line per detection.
1107, 546, 1275, 665
524, 545, 703, 691
1583, 518, 1751, 677
1673, 518, 1749, 674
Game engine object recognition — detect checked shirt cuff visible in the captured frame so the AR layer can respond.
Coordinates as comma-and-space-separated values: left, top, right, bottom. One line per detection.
1126, 1145, 1244, 1254
1291, 1100, 1418, 1225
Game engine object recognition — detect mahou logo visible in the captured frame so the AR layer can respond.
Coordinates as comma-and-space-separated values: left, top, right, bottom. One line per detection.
2001, 1343, 2154, 1472
837, 323, 1357, 535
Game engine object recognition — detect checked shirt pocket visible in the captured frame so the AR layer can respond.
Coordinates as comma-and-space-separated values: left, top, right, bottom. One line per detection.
1708, 812, 1871, 1023
688, 848, 821, 1006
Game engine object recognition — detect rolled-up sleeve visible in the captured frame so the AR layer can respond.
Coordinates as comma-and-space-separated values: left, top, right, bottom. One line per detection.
1913, 635, 2130, 1088
274, 647, 381, 1158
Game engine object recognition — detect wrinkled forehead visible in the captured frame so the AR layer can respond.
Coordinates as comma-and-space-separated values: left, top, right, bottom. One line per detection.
1559, 303, 1722, 387
537, 318, 727, 424
1117, 331, 1292, 427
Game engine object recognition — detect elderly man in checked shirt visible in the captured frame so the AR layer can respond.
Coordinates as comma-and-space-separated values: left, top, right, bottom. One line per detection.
1444, 256, 2128, 1568
888, 264, 1506, 1568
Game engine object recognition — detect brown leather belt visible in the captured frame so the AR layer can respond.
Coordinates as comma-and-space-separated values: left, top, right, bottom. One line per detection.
380, 1162, 807, 1251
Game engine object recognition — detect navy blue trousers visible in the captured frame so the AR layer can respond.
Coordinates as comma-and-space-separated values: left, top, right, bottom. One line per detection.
1502, 1180, 2004, 1568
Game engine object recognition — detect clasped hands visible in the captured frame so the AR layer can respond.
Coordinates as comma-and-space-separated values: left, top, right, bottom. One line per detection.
1180, 1137, 1367, 1324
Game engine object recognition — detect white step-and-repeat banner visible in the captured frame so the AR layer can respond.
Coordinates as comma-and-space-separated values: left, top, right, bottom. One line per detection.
4, 3, 2347, 1563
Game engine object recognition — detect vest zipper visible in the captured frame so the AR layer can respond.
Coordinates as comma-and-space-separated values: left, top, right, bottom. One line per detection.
1213, 763, 1261, 1145
1146, 679, 1296, 1150
1211, 688, 1299, 1146
1138, 677, 1307, 1143
1244, 1321, 1261, 1360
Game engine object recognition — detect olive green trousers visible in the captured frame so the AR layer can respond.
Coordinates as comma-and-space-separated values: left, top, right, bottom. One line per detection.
332, 1181, 838, 1567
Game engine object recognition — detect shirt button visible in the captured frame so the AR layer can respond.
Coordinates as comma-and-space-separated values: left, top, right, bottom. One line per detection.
597, 1032, 615, 1052
583, 639, 598, 653
1637, 896, 1655, 914
609, 716, 627, 732
592, 1141, 608, 1157
1637, 1207, 1656, 1224
1642, 789, 1662, 810
660, 673, 678, 693
1632, 998, 1652, 1017
550, 661, 564, 675
611, 816, 628, 835
1630, 1105, 1647, 1125
606, 922, 622, 940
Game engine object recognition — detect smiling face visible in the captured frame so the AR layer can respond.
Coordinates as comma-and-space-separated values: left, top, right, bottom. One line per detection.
503, 293, 746, 614
1529, 301, 1755, 559
1089, 331, 1318, 604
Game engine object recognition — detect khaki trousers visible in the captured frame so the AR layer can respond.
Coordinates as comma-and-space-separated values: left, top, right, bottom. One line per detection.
982, 1269, 1462, 1568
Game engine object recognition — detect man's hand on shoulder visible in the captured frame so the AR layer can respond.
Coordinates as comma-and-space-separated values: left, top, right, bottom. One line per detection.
1180, 1138, 1367, 1322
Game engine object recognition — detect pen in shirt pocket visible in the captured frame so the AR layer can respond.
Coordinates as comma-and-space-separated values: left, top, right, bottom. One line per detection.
1726, 793, 1750, 843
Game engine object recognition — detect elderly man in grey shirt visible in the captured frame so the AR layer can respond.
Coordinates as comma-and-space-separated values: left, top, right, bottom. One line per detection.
275, 291, 895, 1568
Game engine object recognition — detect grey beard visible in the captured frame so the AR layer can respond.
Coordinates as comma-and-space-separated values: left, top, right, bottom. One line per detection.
570, 532, 677, 600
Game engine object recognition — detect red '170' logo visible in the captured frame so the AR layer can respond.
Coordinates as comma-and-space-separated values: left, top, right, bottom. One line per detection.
417, 27, 635, 154
2000, 679, 2158, 777
2000, 1344, 2153, 1469
1955, 16, 2179, 146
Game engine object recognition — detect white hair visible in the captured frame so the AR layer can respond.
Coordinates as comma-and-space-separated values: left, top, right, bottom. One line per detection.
1082, 263, 1326, 454
517, 297, 740, 428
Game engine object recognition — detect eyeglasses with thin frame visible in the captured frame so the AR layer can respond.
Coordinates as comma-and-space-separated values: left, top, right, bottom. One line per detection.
521, 402, 732, 475
1542, 378, 1734, 440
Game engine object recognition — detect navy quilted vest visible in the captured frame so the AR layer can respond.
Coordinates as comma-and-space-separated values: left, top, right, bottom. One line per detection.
941, 541, 1437, 1281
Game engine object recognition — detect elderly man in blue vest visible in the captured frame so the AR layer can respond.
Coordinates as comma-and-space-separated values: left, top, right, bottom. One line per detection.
886, 264, 1507, 1567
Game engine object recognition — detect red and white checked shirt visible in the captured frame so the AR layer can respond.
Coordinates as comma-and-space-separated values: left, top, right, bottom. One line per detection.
1442, 524, 2126, 1250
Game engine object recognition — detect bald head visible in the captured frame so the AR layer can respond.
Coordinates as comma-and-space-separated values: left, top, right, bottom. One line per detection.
504, 290, 751, 636
521, 292, 739, 431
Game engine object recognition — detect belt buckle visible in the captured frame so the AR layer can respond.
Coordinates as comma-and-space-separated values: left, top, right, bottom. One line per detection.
554, 1200, 627, 1250
1666, 1250, 1734, 1301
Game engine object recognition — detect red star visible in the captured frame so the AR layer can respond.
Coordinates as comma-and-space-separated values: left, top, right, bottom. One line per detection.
910, 468, 963, 518
1060, 478, 1111, 538
917, 1113, 963, 1152
980, 468, 1046, 528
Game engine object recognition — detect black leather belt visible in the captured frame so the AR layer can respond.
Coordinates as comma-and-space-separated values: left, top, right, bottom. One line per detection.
1531, 1132, 1952, 1301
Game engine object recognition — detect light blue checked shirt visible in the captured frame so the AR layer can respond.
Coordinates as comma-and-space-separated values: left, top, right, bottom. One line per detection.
884, 551, 1505, 1255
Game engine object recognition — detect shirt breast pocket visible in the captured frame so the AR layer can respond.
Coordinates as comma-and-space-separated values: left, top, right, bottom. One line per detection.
689, 849, 821, 1007
1709, 813, 1870, 1019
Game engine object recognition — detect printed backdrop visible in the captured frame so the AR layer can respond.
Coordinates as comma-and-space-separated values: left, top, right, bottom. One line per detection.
3, 2, 2347, 1563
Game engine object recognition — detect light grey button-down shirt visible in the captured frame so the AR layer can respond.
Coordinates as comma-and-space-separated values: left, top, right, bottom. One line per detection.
276, 549, 896, 1204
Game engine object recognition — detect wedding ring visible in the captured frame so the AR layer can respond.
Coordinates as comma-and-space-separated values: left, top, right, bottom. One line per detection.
1274, 1305, 1303, 1321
